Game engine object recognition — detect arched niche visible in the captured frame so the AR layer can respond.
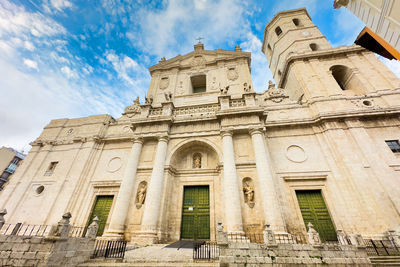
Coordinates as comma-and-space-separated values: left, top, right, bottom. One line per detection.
242, 177, 255, 208
330, 65, 365, 95
169, 140, 220, 171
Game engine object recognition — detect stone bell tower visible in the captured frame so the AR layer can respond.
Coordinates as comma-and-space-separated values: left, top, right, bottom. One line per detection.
262, 8, 400, 103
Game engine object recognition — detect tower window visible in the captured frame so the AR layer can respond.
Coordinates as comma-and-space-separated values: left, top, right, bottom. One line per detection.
330, 65, 352, 91
44, 161, 58, 176
293, 18, 300, 27
191, 75, 206, 93
386, 140, 400, 153
267, 44, 272, 52
310, 43, 318, 51
275, 26, 282, 37
278, 70, 282, 77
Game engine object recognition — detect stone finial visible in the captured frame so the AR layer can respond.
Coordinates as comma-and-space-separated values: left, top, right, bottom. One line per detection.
307, 222, 321, 245
235, 45, 242, 52
263, 224, 276, 245
0, 209, 7, 229
85, 216, 99, 239
51, 212, 72, 238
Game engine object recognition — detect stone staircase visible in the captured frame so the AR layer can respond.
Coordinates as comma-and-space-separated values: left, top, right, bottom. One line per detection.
78, 244, 219, 267
370, 256, 400, 266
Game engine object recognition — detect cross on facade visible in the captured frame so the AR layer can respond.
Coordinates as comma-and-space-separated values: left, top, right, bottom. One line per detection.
196, 37, 204, 43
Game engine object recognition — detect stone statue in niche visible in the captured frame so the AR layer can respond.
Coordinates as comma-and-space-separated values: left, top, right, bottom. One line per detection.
145, 96, 153, 105
193, 153, 202, 168
135, 181, 147, 209
243, 178, 255, 208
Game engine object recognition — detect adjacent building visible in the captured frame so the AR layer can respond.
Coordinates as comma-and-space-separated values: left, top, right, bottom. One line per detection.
334, 0, 400, 59
1, 8, 400, 245
0, 147, 26, 191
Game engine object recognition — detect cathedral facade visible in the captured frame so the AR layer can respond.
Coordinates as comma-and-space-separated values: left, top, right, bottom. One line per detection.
1, 8, 400, 245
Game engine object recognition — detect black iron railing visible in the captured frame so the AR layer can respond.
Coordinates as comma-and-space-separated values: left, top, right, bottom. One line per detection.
92, 240, 127, 259
193, 241, 219, 260
363, 239, 400, 256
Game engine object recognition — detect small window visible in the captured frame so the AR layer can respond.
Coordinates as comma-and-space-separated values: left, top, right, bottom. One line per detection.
293, 18, 300, 27
275, 26, 282, 36
310, 43, 318, 51
11, 158, 19, 164
386, 140, 400, 153
44, 161, 58, 176
278, 70, 282, 77
267, 44, 272, 52
191, 75, 206, 94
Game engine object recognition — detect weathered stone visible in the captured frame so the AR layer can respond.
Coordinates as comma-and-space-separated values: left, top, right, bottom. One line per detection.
11, 243, 30, 252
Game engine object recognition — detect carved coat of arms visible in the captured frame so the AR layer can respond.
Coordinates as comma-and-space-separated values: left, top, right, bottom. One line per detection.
227, 67, 239, 81
159, 77, 169, 90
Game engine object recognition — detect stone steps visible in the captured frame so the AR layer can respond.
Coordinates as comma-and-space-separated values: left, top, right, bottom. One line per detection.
370, 256, 400, 266
79, 260, 219, 267
79, 244, 219, 267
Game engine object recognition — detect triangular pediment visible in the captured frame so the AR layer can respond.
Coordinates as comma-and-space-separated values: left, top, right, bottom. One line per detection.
149, 48, 251, 73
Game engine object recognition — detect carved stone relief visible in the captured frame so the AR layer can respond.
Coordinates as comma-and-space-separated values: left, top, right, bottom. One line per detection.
160, 77, 170, 90
135, 181, 147, 209
107, 157, 122, 173
242, 177, 255, 208
124, 97, 141, 118
210, 77, 218, 91
227, 67, 239, 81
176, 81, 185, 95
191, 55, 206, 70
286, 145, 307, 163
243, 82, 252, 92
264, 80, 289, 103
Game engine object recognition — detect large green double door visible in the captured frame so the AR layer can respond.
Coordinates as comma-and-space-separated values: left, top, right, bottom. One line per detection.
180, 186, 210, 240
296, 190, 337, 241
87, 195, 114, 236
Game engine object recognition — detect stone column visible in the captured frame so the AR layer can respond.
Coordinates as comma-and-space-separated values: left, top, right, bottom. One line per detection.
140, 136, 169, 236
105, 138, 143, 238
250, 128, 285, 232
221, 130, 244, 233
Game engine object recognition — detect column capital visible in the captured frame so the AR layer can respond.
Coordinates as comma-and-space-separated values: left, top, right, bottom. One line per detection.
220, 129, 233, 138
157, 135, 169, 143
249, 127, 264, 136
133, 136, 144, 144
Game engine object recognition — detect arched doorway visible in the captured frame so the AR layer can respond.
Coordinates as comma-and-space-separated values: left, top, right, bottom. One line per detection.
167, 140, 221, 241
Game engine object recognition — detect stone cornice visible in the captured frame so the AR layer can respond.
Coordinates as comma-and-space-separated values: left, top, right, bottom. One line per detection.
279, 45, 366, 88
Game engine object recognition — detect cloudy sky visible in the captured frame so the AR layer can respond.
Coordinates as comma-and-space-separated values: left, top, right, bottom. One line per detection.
1, 0, 400, 152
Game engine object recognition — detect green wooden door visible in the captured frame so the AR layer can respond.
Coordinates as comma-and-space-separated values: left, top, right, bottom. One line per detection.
180, 186, 210, 240
87, 195, 114, 236
296, 190, 337, 241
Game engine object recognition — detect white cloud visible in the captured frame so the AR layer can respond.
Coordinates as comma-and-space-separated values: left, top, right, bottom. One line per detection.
24, 40, 34, 51
378, 56, 400, 78
61, 66, 77, 78
23, 58, 38, 70
43, 0, 73, 13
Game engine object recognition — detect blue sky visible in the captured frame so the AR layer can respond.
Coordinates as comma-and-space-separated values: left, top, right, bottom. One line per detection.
1, 0, 400, 152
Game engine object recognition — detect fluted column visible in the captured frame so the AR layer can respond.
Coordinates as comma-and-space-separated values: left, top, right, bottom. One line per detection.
105, 137, 143, 238
250, 128, 285, 232
221, 130, 244, 233
140, 136, 169, 235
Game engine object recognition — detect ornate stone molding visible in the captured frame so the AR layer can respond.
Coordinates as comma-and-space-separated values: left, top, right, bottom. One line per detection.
124, 97, 141, 118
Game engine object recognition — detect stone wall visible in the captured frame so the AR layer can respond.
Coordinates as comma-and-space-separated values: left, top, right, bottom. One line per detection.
0, 234, 95, 267
219, 242, 372, 266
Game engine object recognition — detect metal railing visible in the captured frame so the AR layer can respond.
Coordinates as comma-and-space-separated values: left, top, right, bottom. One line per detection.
69, 226, 85, 237
92, 240, 127, 259
363, 239, 400, 256
0, 223, 50, 236
275, 233, 308, 244
193, 241, 219, 260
